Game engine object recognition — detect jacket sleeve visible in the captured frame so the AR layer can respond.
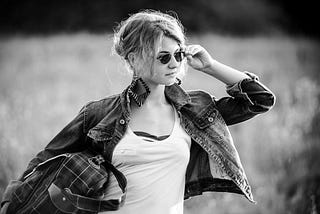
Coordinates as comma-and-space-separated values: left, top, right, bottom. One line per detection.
215, 71, 276, 125
22, 105, 89, 179
1, 104, 89, 208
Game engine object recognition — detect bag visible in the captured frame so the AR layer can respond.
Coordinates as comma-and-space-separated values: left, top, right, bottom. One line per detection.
6, 150, 127, 214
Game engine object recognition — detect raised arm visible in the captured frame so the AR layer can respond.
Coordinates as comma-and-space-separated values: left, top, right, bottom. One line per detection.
184, 44, 275, 125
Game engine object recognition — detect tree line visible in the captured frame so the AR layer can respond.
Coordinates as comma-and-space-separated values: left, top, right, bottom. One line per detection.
0, 0, 318, 37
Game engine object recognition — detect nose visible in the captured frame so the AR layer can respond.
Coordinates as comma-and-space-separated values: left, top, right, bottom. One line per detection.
168, 55, 179, 69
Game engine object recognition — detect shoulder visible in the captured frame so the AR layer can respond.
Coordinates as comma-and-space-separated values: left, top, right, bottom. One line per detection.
186, 89, 215, 107
80, 93, 122, 131
84, 93, 121, 111
181, 90, 220, 129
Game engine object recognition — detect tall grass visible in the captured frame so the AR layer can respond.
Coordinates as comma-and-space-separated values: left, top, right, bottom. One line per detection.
0, 33, 319, 213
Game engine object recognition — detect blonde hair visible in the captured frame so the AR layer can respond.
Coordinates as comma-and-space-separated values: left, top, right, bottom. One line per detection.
113, 9, 186, 76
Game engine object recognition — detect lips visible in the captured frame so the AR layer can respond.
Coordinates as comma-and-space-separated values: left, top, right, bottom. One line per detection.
165, 72, 177, 76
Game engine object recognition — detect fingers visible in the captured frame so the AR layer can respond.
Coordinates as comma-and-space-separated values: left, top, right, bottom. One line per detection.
182, 45, 205, 62
183, 45, 204, 57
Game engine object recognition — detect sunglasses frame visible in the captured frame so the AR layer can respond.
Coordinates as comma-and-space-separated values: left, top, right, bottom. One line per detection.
156, 50, 185, 65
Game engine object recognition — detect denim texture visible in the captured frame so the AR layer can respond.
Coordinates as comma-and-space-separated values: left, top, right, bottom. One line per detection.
1, 72, 275, 207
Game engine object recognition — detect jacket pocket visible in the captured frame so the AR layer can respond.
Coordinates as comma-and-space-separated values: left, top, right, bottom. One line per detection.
193, 106, 218, 129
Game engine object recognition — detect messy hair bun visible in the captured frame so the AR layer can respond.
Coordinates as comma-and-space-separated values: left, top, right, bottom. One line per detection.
113, 9, 186, 72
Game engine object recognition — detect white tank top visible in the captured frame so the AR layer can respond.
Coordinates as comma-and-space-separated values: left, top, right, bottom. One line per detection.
100, 109, 191, 214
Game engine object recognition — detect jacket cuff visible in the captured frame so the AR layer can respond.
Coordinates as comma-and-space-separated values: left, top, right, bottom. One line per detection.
226, 71, 259, 105
1, 180, 21, 207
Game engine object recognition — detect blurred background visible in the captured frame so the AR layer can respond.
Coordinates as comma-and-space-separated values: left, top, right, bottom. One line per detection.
0, 0, 319, 213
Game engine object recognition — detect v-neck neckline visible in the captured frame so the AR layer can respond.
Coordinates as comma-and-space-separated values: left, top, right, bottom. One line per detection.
127, 107, 178, 142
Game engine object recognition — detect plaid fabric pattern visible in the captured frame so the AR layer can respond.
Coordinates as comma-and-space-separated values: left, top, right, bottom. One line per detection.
7, 151, 110, 214
54, 151, 109, 198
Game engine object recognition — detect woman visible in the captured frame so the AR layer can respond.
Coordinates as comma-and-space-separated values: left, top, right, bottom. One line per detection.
1, 10, 275, 214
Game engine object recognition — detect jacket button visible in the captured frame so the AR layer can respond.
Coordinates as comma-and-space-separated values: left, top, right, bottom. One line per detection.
208, 117, 214, 122
119, 119, 125, 125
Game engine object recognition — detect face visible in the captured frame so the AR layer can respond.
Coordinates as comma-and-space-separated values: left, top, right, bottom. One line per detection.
140, 36, 184, 86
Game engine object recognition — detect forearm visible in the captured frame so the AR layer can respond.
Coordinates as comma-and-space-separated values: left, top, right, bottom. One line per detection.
202, 59, 249, 85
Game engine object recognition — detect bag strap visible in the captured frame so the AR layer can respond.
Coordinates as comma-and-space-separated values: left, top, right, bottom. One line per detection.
103, 160, 127, 194
48, 160, 127, 212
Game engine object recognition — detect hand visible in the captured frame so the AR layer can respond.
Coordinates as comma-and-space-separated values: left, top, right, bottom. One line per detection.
183, 45, 215, 72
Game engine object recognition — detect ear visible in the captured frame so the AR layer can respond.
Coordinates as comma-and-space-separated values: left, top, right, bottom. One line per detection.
127, 52, 136, 68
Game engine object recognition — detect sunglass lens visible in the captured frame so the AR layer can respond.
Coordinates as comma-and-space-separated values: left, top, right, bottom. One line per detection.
159, 54, 171, 64
174, 52, 184, 62
158, 51, 184, 64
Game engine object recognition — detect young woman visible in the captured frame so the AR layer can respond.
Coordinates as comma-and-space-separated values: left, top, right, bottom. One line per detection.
1, 10, 275, 214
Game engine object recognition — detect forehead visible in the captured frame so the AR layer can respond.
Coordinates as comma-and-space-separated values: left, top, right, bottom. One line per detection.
156, 36, 180, 52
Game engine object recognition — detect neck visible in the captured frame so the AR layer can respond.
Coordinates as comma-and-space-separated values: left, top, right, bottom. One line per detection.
144, 82, 167, 106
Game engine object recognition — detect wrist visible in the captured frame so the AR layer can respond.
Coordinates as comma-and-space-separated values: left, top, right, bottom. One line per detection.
200, 59, 248, 85
201, 58, 218, 74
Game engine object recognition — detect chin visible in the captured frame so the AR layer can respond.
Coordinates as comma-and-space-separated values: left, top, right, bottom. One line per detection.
164, 80, 176, 86
152, 77, 176, 86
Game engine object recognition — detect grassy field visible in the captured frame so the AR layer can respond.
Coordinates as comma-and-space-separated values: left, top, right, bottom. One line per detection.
0, 33, 319, 213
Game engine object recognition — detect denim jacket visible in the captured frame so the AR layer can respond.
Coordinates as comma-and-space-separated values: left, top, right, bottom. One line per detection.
1, 72, 275, 207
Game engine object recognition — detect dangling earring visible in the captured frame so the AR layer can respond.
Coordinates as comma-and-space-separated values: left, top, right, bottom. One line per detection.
176, 77, 182, 85
128, 77, 151, 107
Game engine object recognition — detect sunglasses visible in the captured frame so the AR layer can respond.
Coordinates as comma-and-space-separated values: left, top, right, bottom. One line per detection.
156, 50, 185, 64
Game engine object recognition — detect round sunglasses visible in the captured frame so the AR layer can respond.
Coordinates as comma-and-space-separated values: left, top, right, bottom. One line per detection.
156, 51, 185, 64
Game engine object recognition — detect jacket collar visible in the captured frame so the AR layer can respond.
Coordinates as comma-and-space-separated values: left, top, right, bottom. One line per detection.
164, 83, 191, 110
120, 83, 191, 117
